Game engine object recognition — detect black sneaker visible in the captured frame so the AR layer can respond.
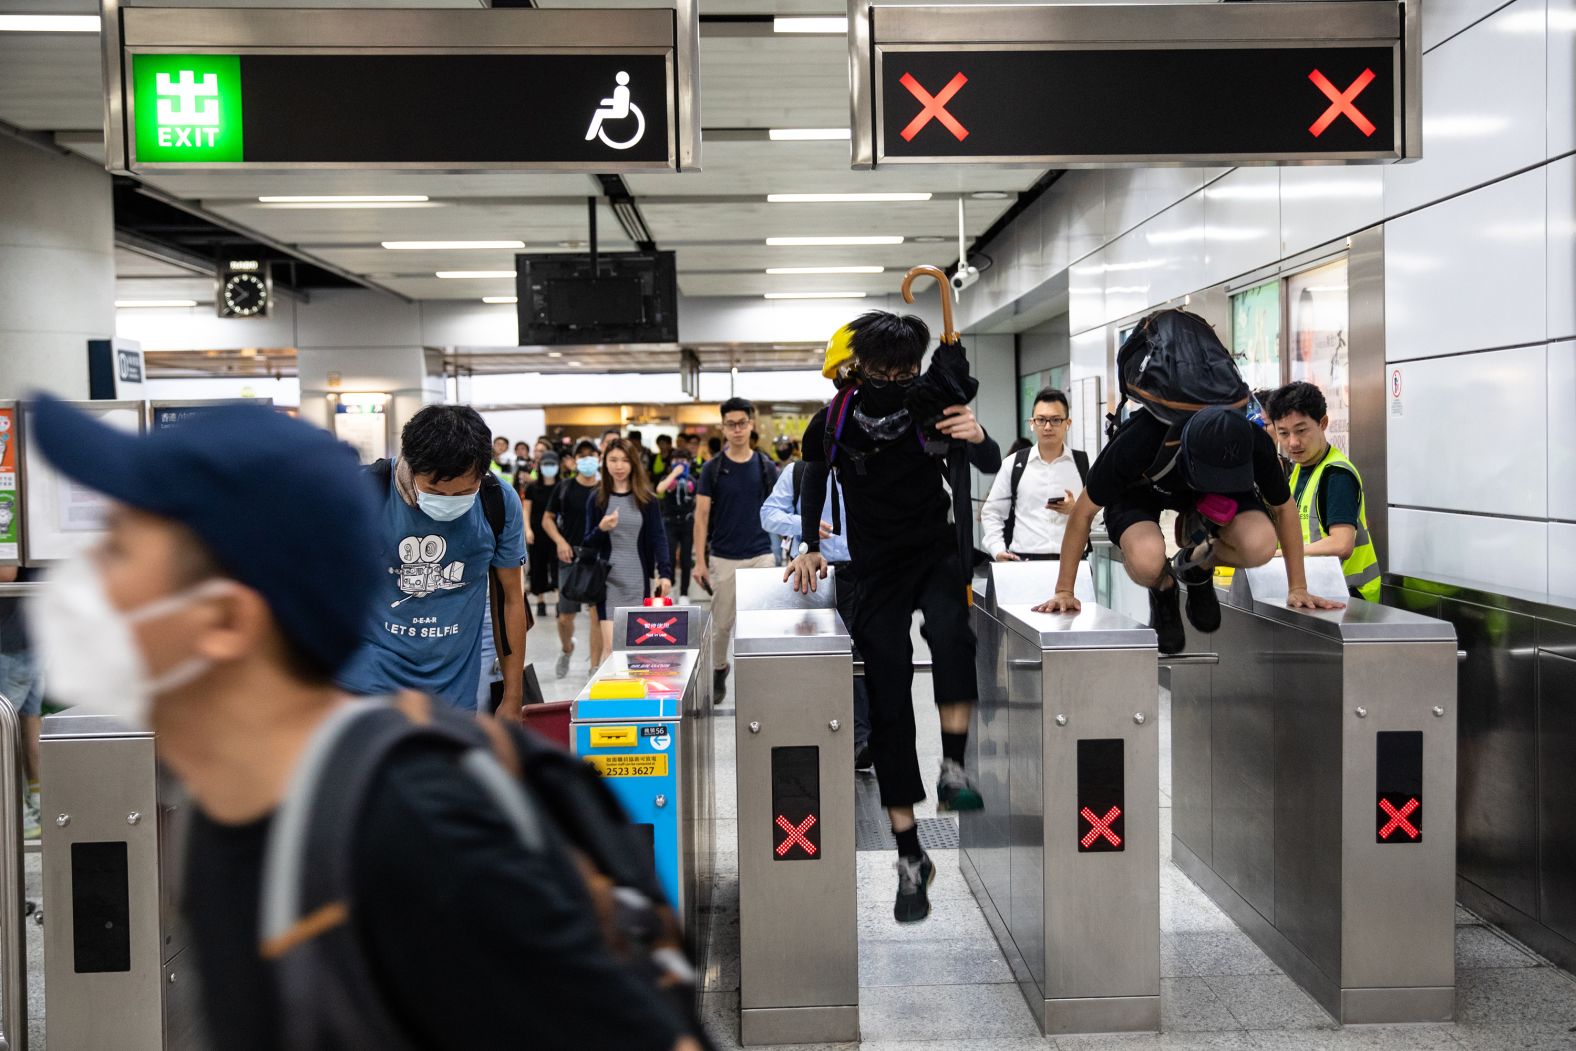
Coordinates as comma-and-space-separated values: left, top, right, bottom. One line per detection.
1148, 578, 1186, 655
894, 852, 935, 923
854, 745, 875, 774
1173, 552, 1221, 634
536, 600, 549, 618
713, 666, 728, 704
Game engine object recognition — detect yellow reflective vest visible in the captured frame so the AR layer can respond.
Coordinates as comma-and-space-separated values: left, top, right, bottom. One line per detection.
1289, 445, 1380, 602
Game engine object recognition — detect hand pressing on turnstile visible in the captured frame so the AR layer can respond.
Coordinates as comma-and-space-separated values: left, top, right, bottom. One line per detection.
1032, 590, 1081, 615
1286, 587, 1345, 611
785, 550, 829, 594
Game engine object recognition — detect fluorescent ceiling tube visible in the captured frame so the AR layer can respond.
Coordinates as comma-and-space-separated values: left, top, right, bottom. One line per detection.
764, 292, 868, 300
259, 195, 428, 204
772, 16, 848, 33
768, 192, 931, 203
115, 299, 197, 308
482, 296, 519, 304
435, 270, 517, 279
0, 15, 98, 32
768, 128, 851, 141
384, 240, 524, 250
767, 235, 903, 246
766, 266, 886, 275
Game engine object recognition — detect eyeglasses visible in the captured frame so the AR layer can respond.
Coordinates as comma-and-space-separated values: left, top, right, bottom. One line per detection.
1029, 416, 1069, 428
721, 419, 752, 431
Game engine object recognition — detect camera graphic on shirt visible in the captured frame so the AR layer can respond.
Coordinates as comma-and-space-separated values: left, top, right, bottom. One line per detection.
390, 534, 466, 606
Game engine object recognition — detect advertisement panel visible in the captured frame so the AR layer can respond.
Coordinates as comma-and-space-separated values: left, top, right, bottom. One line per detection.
1288, 259, 1352, 455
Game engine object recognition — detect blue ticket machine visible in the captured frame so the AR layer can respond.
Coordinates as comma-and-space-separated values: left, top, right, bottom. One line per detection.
572, 606, 712, 945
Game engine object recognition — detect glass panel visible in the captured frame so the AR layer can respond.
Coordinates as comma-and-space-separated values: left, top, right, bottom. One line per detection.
1287, 259, 1352, 456
1230, 279, 1282, 393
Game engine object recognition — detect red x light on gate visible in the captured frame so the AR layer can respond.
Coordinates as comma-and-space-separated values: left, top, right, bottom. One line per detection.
634, 617, 679, 645
1080, 806, 1123, 849
775, 814, 818, 857
1378, 797, 1420, 841
1308, 68, 1377, 138
899, 72, 969, 142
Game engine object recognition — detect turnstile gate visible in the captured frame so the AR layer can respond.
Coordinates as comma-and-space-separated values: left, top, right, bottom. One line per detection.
1169, 560, 1459, 1023
963, 567, 1162, 1036
39, 712, 204, 1050
571, 605, 715, 956
733, 568, 858, 1046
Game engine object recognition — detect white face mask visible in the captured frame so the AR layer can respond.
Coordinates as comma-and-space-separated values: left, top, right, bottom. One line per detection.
416, 488, 478, 523
28, 558, 229, 730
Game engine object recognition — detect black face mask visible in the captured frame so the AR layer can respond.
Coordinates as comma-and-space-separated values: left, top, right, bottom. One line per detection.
860, 382, 909, 416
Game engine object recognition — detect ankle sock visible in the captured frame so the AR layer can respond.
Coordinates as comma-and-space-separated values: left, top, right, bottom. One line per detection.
941, 731, 967, 766
894, 825, 923, 862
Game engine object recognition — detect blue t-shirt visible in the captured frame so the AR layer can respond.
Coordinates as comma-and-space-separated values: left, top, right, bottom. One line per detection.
338, 462, 526, 710
698, 451, 776, 559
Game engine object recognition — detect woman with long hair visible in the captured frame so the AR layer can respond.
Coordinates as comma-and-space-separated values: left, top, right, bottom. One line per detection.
584, 438, 673, 655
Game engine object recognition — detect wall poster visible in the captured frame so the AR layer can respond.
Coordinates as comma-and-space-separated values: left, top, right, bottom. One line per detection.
0, 406, 17, 563
1230, 279, 1281, 393
21, 400, 144, 563
1287, 259, 1351, 456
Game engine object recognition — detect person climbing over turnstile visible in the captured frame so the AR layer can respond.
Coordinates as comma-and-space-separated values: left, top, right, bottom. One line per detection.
785, 270, 1002, 924
1032, 309, 1344, 651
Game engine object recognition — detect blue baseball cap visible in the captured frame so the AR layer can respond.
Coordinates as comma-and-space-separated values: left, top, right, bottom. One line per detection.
30, 393, 380, 674
1180, 405, 1258, 494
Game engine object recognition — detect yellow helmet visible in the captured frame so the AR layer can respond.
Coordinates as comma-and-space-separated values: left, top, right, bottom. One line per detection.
822, 324, 856, 379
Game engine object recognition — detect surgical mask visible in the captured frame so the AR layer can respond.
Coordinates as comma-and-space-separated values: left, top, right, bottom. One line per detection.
540, 463, 559, 479
416, 487, 478, 522
577, 456, 600, 478
29, 558, 228, 729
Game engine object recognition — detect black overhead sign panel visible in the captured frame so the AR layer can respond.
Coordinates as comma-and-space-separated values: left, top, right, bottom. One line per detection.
851, 1, 1419, 168
104, 6, 701, 173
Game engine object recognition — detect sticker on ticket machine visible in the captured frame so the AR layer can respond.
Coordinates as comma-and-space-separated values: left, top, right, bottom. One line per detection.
589, 726, 638, 748
587, 754, 670, 777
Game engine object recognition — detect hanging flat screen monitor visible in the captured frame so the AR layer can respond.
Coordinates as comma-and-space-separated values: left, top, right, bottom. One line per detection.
517, 251, 678, 346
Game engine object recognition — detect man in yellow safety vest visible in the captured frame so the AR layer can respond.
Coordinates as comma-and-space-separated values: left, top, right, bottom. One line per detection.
1265, 381, 1381, 601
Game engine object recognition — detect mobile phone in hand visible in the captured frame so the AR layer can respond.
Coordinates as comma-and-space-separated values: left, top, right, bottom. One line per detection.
1046, 495, 1067, 508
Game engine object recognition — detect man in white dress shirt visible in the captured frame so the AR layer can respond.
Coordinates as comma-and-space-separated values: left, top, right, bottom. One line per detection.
981, 387, 1088, 561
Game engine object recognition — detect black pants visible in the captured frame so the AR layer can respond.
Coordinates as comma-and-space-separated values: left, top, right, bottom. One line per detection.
851, 551, 978, 808
830, 562, 872, 749
528, 533, 558, 596
666, 517, 694, 595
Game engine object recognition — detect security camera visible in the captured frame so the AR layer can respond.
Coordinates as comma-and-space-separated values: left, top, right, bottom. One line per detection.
951, 264, 980, 293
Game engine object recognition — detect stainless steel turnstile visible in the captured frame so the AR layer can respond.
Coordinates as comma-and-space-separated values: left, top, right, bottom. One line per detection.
964, 568, 1161, 1036
572, 605, 715, 959
39, 712, 204, 1050
1170, 561, 1459, 1024
733, 568, 858, 1046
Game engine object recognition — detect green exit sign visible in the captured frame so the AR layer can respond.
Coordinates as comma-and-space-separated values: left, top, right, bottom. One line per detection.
132, 55, 243, 163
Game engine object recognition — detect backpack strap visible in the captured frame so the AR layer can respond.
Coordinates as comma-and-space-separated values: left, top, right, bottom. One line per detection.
1001, 446, 1033, 553
1073, 448, 1089, 484
757, 452, 776, 500
259, 694, 555, 1050
1138, 420, 1187, 493
790, 459, 806, 510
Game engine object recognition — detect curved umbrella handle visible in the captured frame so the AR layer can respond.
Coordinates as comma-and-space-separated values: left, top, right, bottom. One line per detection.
901, 265, 958, 345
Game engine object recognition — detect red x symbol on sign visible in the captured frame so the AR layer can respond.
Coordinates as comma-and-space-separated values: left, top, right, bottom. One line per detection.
635, 617, 678, 644
899, 72, 969, 143
1080, 805, 1122, 849
1308, 68, 1377, 138
1378, 797, 1420, 840
775, 814, 818, 857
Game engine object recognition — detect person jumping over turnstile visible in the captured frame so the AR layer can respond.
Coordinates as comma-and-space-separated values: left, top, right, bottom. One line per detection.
786, 300, 1002, 924
1032, 309, 1344, 649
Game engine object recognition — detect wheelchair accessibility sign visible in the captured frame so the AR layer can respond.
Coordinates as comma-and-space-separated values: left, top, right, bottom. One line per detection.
586, 71, 645, 150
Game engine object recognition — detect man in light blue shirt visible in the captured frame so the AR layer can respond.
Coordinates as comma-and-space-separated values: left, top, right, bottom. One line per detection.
339, 405, 529, 714
761, 462, 872, 772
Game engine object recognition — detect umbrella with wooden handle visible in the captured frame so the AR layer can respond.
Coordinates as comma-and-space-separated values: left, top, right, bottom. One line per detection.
901, 265, 959, 344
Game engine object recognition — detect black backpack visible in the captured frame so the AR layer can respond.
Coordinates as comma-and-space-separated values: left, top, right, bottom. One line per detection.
257, 693, 712, 1051
1002, 445, 1089, 552
367, 459, 524, 652
1109, 309, 1250, 435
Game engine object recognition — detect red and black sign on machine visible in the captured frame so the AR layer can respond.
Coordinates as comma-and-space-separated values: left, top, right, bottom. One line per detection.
878, 47, 1398, 163
1376, 730, 1423, 844
1077, 738, 1125, 854
772, 746, 821, 861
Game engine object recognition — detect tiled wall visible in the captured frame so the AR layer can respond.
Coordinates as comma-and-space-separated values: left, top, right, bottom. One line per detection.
959, 0, 1576, 599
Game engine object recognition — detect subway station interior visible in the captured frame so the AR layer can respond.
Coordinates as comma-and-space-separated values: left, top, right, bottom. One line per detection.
0, 0, 1574, 1047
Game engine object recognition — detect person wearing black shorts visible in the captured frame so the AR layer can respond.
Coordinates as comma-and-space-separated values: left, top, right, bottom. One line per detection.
1034, 405, 1344, 652
785, 312, 1001, 924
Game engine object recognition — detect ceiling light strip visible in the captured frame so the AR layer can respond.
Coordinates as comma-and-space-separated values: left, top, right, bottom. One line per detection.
763, 292, 868, 300
435, 270, 517, 279
765, 266, 885, 275
383, 240, 524, 250
259, 195, 429, 204
772, 16, 849, 34
767, 192, 931, 203
766, 236, 903, 247
0, 15, 98, 32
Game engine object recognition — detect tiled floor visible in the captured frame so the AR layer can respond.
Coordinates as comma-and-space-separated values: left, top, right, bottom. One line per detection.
692, 643, 1576, 1051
